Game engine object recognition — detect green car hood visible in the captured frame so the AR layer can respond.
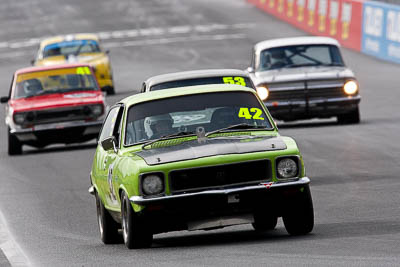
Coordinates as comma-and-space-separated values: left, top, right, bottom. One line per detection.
135, 135, 286, 165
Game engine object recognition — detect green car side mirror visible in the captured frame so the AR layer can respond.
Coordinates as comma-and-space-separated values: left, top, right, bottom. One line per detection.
101, 136, 117, 153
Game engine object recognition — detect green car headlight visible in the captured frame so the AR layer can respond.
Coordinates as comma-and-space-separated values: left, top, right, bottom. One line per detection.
277, 157, 298, 179
142, 174, 164, 196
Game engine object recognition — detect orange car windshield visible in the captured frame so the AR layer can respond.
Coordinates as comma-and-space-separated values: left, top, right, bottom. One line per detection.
14, 67, 99, 99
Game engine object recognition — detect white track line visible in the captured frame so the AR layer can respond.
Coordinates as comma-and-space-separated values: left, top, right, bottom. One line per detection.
0, 23, 255, 50
103, 33, 247, 48
0, 33, 247, 59
0, 211, 30, 267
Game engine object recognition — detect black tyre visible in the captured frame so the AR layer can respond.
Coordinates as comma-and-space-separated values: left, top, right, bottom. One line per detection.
8, 129, 22, 155
337, 107, 360, 124
282, 185, 314, 236
95, 191, 121, 244
105, 86, 115, 95
121, 191, 152, 249
252, 213, 278, 232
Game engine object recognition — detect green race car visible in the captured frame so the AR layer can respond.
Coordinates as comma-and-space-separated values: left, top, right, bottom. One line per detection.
89, 84, 314, 249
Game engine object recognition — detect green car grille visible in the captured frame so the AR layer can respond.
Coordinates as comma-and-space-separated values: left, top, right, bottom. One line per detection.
169, 159, 272, 194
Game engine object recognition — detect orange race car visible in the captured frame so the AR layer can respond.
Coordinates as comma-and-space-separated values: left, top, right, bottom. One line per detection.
32, 34, 115, 94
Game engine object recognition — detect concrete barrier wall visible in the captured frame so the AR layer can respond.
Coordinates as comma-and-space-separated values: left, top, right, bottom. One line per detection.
248, 0, 400, 63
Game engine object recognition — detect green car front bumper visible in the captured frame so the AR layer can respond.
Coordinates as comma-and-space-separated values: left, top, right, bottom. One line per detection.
130, 177, 310, 205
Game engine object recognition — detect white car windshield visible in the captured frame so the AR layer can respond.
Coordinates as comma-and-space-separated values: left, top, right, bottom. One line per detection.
259, 44, 344, 71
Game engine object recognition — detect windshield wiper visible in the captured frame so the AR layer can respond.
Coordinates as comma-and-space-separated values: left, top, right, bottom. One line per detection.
24, 87, 95, 98
59, 87, 96, 93
286, 63, 319, 68
205, 123, 267, 137
142, 131, 194, 149
25, 89, 60, 98
318, 62, 344, 67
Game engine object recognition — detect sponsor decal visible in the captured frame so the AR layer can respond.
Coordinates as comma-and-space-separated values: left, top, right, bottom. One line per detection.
278, 0, 284, 13
329, 0, 339, 36
287, 0, 295, 17
364, 6, 384, 37
387, 10, 400, 42
388, 43, 400, 59
318, 0, 328, 32
364, 37, 380, 53
261, 182, 274, 189
297, 0, 306, 22
341, 3, 352, 40
172, 114, 206, 124
64, 93, 97, 98
269, 0, 276, 8
308, 0, 317, 26
362, 1, 400, 63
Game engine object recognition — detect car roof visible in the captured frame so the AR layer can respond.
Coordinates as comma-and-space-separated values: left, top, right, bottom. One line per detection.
15, 63, 92, 75
144, 69, 250, 89
121, 84, 256, 107
39, 33, 100, 48
254, 36, 340, 54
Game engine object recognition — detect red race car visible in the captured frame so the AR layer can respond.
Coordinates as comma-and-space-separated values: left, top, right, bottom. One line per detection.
1, 63, 107, 155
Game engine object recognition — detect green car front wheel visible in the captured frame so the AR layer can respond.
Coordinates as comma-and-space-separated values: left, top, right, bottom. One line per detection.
121, 191, 153, 249
282, 185, 314, 235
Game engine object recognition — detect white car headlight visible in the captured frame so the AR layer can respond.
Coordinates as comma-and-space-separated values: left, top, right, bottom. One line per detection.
343, 80, 358, 95
277, 158, 298, 179
142, 174, 164, 195
256, 86, 269, 101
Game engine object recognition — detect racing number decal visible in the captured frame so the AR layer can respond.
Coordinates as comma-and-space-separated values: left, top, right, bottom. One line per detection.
107, 164, 117, 202
223, 76, 246, 86
76, 67, 91, 75
238, 108, 264, 120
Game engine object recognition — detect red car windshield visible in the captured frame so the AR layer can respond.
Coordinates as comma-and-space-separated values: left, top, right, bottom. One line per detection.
14, 66, 99, 99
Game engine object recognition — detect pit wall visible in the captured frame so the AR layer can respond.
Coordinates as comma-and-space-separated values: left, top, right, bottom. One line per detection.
248, 0, 400, 64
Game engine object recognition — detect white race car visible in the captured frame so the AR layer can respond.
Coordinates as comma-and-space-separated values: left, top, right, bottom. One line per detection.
247, 36, 361, 124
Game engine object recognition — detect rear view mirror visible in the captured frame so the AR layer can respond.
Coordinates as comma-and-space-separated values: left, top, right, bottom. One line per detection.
0, 96, 9, 103
101, 136, 117, 153
30, 59, 35, 66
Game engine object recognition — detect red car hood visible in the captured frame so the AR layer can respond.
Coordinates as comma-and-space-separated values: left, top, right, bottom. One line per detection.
10, 91, 104, 112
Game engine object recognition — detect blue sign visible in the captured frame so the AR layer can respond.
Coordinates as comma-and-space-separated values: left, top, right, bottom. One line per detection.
362, 1, 400, 64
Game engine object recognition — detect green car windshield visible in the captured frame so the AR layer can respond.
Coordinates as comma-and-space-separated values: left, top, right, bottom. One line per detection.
125, 91, 273, 146
150, 76, 254, 91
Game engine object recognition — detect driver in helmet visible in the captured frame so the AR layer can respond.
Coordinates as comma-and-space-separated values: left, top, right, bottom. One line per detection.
269, 48, 290, 69
23, 79, 43, 96
144, 114, 174, 139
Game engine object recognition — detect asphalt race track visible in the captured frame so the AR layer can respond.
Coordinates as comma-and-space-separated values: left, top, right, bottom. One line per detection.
1, 0, 400, 266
